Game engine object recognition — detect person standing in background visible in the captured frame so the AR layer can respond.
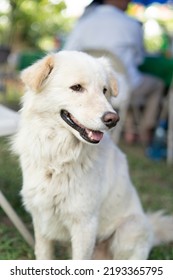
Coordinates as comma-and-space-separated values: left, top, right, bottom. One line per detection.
64, 0, 164, 145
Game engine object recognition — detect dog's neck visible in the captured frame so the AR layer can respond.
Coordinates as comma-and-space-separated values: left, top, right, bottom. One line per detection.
52, 126, 99, 166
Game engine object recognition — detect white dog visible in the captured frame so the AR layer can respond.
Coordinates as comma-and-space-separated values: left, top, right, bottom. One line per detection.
12, 51, 173, 260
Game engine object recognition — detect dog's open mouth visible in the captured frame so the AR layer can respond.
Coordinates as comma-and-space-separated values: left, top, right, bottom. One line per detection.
60, 110, 103, 144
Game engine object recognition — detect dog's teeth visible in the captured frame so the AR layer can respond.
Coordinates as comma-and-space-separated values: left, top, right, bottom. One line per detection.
88, 131, 93, 139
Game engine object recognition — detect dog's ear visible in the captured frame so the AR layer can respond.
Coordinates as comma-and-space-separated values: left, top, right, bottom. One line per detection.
98, 57, 118, 97
109, 72, 119, 97
21, 54, 54, 92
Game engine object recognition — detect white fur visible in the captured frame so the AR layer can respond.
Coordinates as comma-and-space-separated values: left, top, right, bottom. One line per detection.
12, 51, 173, 260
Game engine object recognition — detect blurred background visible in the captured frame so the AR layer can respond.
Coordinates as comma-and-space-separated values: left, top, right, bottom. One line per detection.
1, 0, 173, 53
0, 0, 173, 260
1, 0, 173, 107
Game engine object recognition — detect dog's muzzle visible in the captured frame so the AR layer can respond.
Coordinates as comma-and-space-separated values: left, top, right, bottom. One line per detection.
60, 110, 119, 144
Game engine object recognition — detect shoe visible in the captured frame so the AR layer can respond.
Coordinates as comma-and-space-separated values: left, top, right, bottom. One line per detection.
146, 146, 167, 160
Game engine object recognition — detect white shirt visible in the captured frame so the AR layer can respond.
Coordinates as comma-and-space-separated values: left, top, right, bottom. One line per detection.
64, 5, 145, 90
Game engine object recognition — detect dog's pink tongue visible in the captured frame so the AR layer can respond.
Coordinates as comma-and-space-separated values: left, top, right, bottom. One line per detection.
87, 129, 103, 142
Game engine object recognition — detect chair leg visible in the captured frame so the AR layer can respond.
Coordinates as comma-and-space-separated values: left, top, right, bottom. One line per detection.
0, 190, 34, 248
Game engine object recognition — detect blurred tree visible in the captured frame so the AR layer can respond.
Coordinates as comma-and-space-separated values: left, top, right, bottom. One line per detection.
0, 0, 72, 50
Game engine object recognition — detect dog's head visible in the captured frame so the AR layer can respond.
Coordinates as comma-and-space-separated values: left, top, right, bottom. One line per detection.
21, 51, 119, 144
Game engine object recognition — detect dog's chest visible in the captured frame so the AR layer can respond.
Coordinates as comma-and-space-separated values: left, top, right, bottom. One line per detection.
26, 164, 98, 240
21, 137, 102, 240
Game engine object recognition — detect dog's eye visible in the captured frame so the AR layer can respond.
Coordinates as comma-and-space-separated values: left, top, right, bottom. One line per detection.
103, 87, 107, 95
70, 84, 83, 92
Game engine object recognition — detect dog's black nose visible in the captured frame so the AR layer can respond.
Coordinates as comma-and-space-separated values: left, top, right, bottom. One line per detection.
102, 111, 119, 129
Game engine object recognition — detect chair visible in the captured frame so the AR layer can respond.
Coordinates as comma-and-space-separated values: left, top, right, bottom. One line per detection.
0, 104, 34, 248
83, 49, 131, 144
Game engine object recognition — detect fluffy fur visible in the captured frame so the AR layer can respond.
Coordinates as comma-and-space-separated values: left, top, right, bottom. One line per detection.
12, 51, 173, 260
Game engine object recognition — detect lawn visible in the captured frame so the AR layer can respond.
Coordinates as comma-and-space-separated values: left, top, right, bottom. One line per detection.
0, 135, 173, 260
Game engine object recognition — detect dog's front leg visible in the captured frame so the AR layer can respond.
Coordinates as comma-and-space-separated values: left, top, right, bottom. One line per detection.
33, 219, 55, 260
70, 219, 97, 260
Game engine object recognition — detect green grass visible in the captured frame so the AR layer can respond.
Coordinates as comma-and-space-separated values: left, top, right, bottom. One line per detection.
0, 137, 173, 260
121, 144, 173, 260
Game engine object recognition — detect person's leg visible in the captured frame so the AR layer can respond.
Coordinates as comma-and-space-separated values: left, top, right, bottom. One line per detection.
131, 74, 164, 144
124, 108, 138, 144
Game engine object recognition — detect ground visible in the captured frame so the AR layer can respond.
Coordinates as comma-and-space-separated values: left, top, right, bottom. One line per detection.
0, 136, 173, 260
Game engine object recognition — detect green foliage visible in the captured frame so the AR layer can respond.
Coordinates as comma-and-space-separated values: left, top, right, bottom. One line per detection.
0, 0, 72, 49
